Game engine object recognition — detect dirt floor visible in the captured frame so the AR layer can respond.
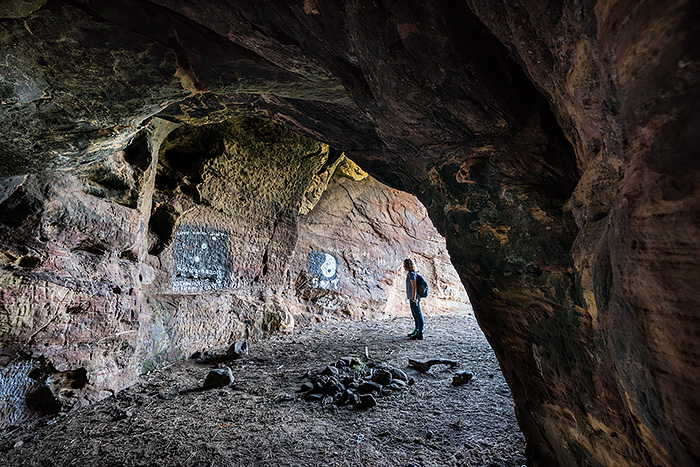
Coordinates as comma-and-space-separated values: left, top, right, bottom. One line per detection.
0, 312, 526, 466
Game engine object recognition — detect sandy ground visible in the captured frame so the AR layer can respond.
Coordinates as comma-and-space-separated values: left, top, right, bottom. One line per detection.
0, 312, 526, 466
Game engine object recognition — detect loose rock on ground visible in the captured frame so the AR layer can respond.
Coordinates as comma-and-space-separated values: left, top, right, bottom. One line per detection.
0, 313, 525, 466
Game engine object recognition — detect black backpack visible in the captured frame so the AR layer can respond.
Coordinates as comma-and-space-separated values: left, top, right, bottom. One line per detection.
416, 273, 429, 298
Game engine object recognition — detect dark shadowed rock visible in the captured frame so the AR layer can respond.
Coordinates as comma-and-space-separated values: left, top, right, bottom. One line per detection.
0, 0, 46, 19
357, 394, 377, 410
335, 390, 351, 405
202, 367, 234, 389
371, 370, 393, 386
313, 381, 325, 394
452, 372, 474, 386
324, 377, 344, 396
298, 382, 313, 393
225, 341, 249, 360
341, 376, 356, 387
26, 385, 61, 414
321, 366, 339, 377
337, 357, 354, 367
357, 381, 382, 395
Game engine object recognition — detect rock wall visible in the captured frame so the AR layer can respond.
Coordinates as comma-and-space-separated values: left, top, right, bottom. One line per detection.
291, 169, 469, 322
0, 117, 466, 428
141, 118, 328, 367
0, 123, 169, 422
0, 1, 697, 465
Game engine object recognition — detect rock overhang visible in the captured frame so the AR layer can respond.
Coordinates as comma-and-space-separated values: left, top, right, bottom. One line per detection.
0, 1, 698, 466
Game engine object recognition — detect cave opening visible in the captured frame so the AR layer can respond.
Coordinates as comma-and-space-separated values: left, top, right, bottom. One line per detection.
1, 1, 698, 466
0, 115, 528, 465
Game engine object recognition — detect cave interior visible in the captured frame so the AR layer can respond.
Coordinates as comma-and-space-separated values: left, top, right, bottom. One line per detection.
0, 1, 699, 466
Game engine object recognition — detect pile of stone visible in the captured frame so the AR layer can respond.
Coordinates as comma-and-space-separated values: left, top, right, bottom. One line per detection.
298, 356, 414, 409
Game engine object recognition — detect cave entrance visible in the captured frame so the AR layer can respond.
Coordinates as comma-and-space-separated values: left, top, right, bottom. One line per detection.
137, 116, 527, 464
149, 116, 476, 327
0, 117, 525, 465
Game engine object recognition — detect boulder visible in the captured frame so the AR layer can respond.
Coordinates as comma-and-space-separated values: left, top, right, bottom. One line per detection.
324, 377, 344, 396
225, 341, 249, 360
202, 367, 234, 389
452, 372, 474, 386
321, 365, 339, 377
357, 394, 377, 409
390, 368, 408, 382
371, 370, 393, 386
298, 382, 313, 393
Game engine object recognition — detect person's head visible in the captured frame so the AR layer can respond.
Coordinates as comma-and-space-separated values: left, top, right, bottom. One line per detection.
403, 258, 415, 272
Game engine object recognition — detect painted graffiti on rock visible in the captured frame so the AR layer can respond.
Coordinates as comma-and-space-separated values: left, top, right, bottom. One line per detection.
307, 251, 340, 290
0, 360, 35, 429
173, 226, 229, 293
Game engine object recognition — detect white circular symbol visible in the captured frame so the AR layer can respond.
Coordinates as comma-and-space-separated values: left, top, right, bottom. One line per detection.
320, 253, 337, 278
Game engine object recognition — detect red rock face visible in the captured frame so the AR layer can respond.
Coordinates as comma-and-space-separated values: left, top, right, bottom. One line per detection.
0, 117, 468, 429
0, 170, 150, 407
0, 1, 698, 465
291, 172, 470, 322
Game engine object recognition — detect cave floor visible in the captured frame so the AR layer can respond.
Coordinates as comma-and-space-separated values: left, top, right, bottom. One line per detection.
0, 312, 525, 466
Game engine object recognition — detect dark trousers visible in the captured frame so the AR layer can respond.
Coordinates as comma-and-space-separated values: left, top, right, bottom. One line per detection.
409, 300, 424, 332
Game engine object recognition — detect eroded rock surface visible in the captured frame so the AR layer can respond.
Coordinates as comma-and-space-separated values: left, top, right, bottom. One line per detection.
0, 117, 468, 429
0, 1, 698, 465
292, 171, 469, 321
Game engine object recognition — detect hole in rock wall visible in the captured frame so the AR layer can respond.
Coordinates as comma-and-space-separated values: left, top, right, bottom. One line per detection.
122, 133, 150, 171
17, 255, 40, 268
147, 203, 180, 255
0, 360, 90, 427
0, 187, 38, 227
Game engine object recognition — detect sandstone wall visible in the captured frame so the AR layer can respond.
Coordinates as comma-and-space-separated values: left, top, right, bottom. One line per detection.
0, 117, 466, 428
0, 1, 697, 465
291, 170, 469, 322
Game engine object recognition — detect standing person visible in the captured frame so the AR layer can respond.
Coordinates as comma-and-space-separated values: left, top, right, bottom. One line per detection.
404, 258, 424, 340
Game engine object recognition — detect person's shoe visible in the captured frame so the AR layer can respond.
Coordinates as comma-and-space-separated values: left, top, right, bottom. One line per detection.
407, 329, 418, 337
409, 331, 423, 340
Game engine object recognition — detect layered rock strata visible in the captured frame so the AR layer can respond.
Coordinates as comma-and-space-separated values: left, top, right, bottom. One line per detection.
0, 117, 468, 429
0, 1, 697, 465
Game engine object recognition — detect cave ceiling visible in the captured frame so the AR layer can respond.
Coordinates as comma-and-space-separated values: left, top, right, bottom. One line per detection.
0, 1, 698, 466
